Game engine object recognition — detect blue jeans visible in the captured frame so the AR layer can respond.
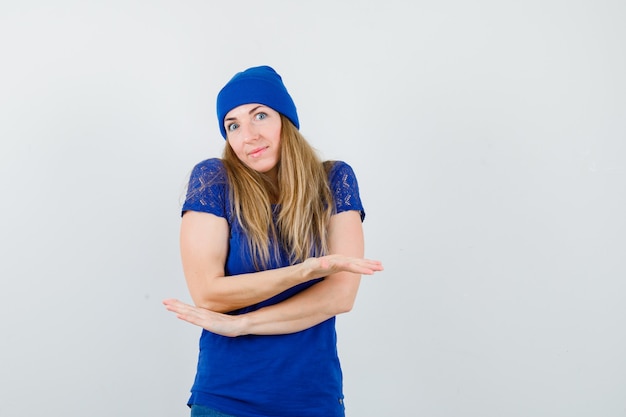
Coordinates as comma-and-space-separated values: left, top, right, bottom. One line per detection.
190, 404, 237, 417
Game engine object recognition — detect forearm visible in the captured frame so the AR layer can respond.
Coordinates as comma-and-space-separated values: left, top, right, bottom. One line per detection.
189, 262, 309, 313
235, 211, 367, 335
238, 273, 361, 335
169, 212, 382, 336
182, 211, 319, 313
165, 260, 379, 337
189, 254, 378, 313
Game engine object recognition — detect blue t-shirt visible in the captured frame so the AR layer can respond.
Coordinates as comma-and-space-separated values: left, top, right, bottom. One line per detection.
181, 158, 365, 417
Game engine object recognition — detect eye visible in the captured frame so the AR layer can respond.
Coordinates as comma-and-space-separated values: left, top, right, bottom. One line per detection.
227, 122, 239, 132
255, 112, 267, 120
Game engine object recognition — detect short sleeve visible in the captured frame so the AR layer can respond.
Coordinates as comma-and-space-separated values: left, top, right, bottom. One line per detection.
181, 158, 229, 218
328, 161, 365, 222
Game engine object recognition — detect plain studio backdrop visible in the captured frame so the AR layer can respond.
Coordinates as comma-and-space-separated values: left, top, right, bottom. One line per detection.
1, 1, 624, 416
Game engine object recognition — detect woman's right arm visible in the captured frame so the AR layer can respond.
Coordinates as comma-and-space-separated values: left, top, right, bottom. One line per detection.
181, 211, 378, 313
181, 210, 302, 312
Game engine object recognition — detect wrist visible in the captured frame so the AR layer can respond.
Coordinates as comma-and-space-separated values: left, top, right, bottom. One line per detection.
236, 314, 252, 337
297, 258, 314, 282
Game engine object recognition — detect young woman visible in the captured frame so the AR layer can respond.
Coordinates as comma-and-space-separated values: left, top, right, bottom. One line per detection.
163, 65, 383, 417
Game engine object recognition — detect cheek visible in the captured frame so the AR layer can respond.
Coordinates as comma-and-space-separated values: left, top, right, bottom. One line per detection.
228, 140, 246, 159
271, 126, 282, 145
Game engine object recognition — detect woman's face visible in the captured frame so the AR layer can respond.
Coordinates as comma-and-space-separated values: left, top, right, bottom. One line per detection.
225, 103, 282, 181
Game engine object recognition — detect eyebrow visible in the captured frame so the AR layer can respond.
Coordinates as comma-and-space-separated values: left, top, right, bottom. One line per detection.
224, 105, 265, 121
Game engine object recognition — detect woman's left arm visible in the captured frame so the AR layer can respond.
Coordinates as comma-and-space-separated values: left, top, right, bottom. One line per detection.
241, 209, 367, 334
164, 210, 382, 336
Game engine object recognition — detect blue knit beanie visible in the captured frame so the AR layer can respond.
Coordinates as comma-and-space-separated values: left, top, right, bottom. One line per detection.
216, 65, 299, 139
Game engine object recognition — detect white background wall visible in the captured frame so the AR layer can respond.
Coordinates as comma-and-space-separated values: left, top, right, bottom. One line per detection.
1, 1, 625, 416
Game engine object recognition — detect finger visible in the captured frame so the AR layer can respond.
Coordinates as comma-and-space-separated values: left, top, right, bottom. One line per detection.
164, 299, 197, 316
174, 306, 205, 323
354, 259, 384, 270
342, 260, 383, 275
163, 299, 183, 311
177, 312, 202, 326
163, 298, 192, 310
363, 260, 384, 271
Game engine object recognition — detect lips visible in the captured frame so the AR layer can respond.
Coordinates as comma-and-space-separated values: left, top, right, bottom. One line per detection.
248, 146, 268, 158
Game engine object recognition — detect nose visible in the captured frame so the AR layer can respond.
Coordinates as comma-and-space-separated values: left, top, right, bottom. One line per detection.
240, 122, 259, 142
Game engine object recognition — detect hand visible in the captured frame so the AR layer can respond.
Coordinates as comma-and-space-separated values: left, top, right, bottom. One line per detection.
302, 255, 383, 279
162, 299, 246, 337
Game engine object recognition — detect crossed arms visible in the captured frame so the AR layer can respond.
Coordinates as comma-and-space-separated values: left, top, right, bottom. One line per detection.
163, 210, 383, 337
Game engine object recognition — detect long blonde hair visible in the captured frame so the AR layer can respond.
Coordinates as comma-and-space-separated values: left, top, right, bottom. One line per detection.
222, 115, 334, 269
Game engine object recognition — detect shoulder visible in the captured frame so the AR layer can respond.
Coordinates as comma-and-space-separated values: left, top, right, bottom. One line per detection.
183, 158, 231, 218
325, 160, 359, 184
187, 158, 229, 189
190, 158, 227, 179
325, 160, 354, 176
324, 160, 365, 220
